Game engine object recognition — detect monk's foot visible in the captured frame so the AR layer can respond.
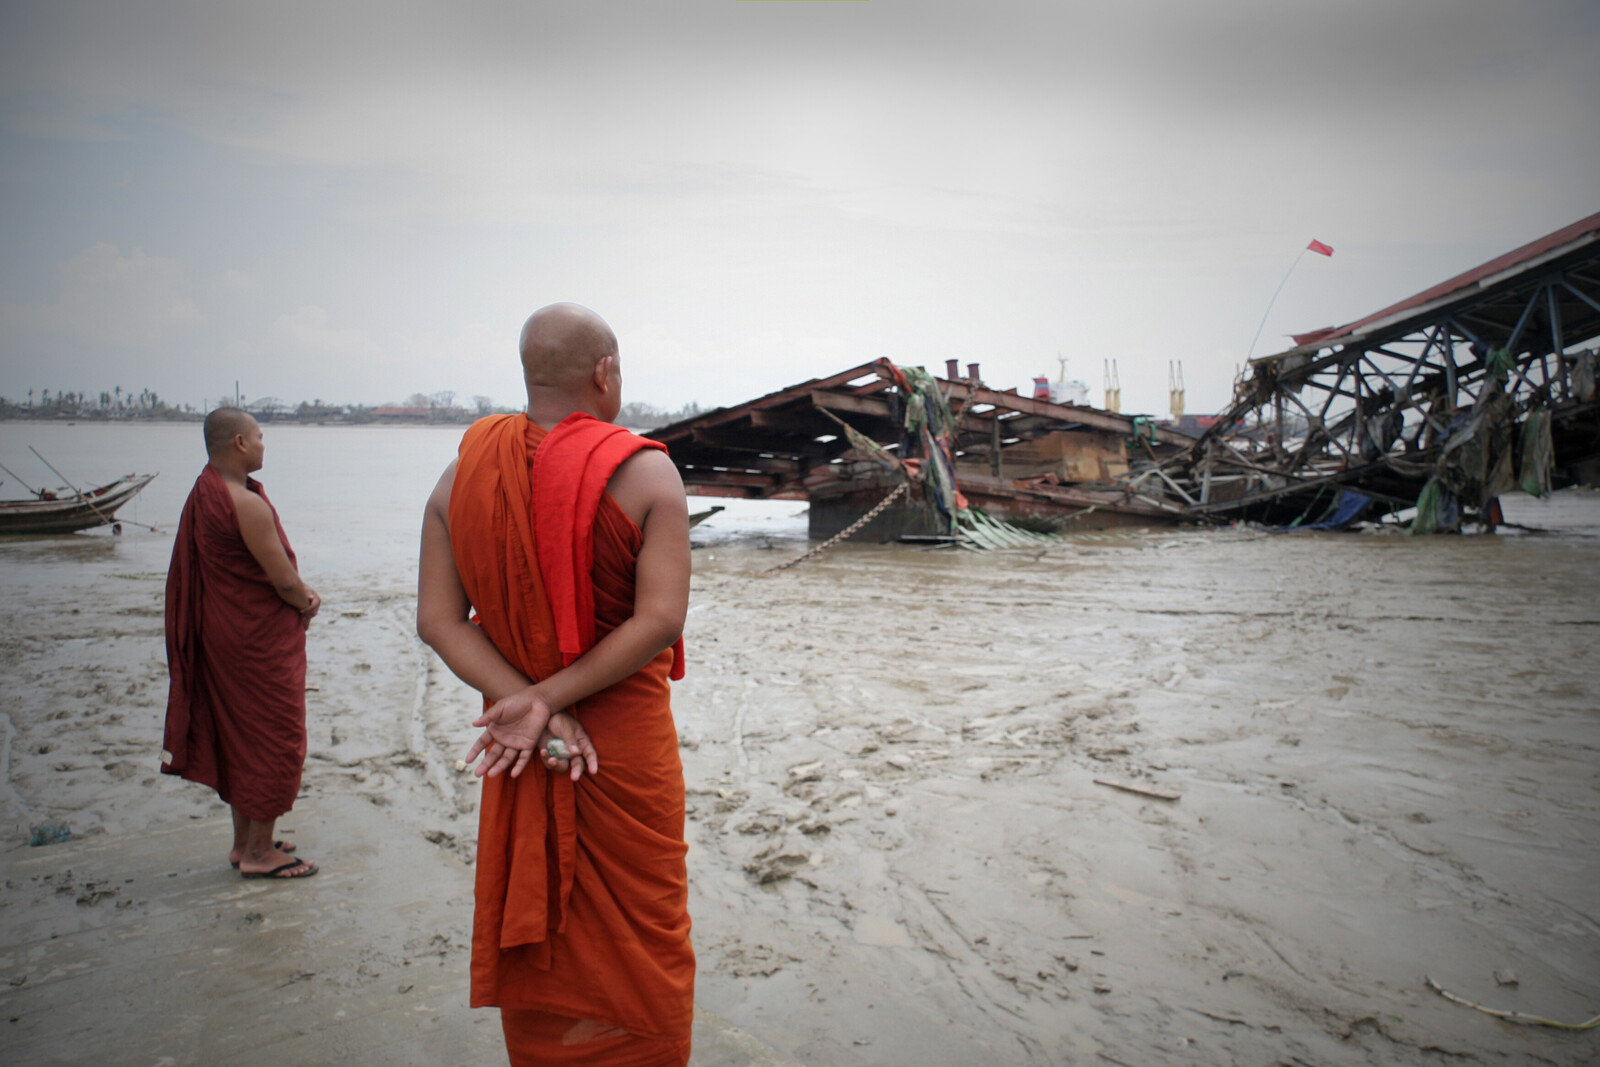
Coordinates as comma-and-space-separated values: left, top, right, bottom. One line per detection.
239, 853, 318, 880
229, 839, 295, 868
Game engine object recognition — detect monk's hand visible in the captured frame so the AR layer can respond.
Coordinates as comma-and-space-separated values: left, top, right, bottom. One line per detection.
467, 686, 555, 779
539, 712, 599, 782
300, 588, 322, 628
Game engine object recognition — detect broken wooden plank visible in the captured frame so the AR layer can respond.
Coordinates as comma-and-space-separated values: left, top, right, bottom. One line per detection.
1093, 777, 1181, 801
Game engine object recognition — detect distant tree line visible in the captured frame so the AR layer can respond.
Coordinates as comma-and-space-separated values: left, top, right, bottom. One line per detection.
616, 400, 705, 429
0, 388, 704, 427
0, 386, 194, 420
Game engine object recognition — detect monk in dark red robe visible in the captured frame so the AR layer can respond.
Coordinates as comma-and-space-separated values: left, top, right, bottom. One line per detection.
163, 409, 321, 879
418, 303, 695, 1066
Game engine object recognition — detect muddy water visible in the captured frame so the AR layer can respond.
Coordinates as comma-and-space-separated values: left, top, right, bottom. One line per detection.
676, 494, 1600, 1066
2, 417, 1596, 1066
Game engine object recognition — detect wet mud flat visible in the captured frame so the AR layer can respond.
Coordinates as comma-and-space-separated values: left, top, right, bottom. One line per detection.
0, 534, 499, 1065
0, 535, 794, 1065
676, 497, 1600, 1066
2, 491, 1597, 1065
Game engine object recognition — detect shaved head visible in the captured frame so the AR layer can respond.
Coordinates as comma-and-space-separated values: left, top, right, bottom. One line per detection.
204, 407, 257, 456
519, 303, 618, 391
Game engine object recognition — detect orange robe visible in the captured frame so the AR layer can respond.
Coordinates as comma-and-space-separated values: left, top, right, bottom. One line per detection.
448, 414, 694, 1067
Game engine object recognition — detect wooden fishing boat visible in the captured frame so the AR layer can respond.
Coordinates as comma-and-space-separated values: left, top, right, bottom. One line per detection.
0, 474, 157, 535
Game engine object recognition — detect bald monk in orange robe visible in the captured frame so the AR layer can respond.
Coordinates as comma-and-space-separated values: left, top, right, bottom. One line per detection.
163, 408, 321, 878
417, 303, 695, 1066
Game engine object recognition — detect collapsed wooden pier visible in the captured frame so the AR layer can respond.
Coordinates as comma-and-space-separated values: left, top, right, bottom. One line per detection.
644, 359, 1190, 540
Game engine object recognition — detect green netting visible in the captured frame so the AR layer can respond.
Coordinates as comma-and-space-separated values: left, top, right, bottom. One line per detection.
893, 365, 963, 534
822, 362, 1065, 551
1518, 409, 1553, 497
955, 507, 1059, 550
1408, 477, 1460, 536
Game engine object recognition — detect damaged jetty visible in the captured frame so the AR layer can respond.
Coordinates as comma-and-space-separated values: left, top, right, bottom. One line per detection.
645, 358, 1192, 544
648, 211, 1600, 543
1140, 211, 1600, 530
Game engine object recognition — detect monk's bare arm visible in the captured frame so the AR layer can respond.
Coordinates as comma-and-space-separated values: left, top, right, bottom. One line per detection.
416, 461, 536, 702
420, 461, 601, 780
477, 449, 689, 727
233, 488, 320, 620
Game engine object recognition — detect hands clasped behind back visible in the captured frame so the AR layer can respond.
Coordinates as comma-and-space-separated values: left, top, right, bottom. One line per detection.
466, 686, 600, 782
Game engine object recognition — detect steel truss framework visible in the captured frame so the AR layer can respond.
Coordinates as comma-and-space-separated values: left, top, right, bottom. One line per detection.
1159, 214, 1600, 525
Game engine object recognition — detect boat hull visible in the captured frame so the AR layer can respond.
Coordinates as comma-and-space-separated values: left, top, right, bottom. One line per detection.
0, 474, 158, 535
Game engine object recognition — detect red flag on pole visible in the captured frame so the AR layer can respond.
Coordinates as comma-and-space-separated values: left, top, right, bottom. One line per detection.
1307, 239, 1334, 257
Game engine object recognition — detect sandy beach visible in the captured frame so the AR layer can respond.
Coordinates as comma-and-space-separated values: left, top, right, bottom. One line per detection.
2, 490, 1598, 1065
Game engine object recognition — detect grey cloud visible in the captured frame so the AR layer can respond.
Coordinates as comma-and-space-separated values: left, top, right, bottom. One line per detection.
1, 1, 1596, 414
2, 242, 200, 347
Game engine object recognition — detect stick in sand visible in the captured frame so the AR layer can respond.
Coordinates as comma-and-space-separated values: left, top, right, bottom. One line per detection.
1094, 778, 1181, 801
1424, 975, 1600, 1030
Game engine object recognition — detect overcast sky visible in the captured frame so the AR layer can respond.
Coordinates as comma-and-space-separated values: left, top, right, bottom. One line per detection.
2, 0, 1596, 417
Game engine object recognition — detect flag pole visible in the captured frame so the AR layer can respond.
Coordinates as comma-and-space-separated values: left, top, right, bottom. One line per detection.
1245, 247, 1308, 363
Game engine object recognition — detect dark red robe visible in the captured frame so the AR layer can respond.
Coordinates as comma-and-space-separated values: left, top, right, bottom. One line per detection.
161, 464, 307, 820
449, 413, 694, 1067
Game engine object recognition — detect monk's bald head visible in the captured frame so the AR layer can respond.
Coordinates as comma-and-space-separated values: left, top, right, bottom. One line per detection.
204, 407, 257, 456
519, 303, 618, 392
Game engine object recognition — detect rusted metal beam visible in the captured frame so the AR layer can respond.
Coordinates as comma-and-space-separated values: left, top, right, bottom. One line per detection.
687, 425, 836, 459
677, 468, 785, 490
682, 483, 768, 500
956, 472, 1176, 517
1549, 282, 1567, 400
804, 363, 890, 392
1185, 457, 1422, 514
1561, 277, 1600, 316
746, 408, 835, 434
936, 381, 1187, 444
649, 362, 884, 440
696, 454, 806, 474
809, 390, 892, 418
957, 412, 1070, 441
1368, 346, 1428, 366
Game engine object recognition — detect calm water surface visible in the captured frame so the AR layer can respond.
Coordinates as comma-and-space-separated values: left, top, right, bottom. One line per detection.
2, 421, 1595, 586
0, 421, 808, 581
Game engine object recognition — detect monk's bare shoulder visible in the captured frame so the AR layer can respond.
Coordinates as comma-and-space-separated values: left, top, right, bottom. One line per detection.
607, 449, 685, 530
427, 460, 459, 527
227, 482, 272, 524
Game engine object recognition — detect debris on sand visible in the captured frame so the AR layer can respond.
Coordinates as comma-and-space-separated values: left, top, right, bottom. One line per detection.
1092, 778, 1180, 802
